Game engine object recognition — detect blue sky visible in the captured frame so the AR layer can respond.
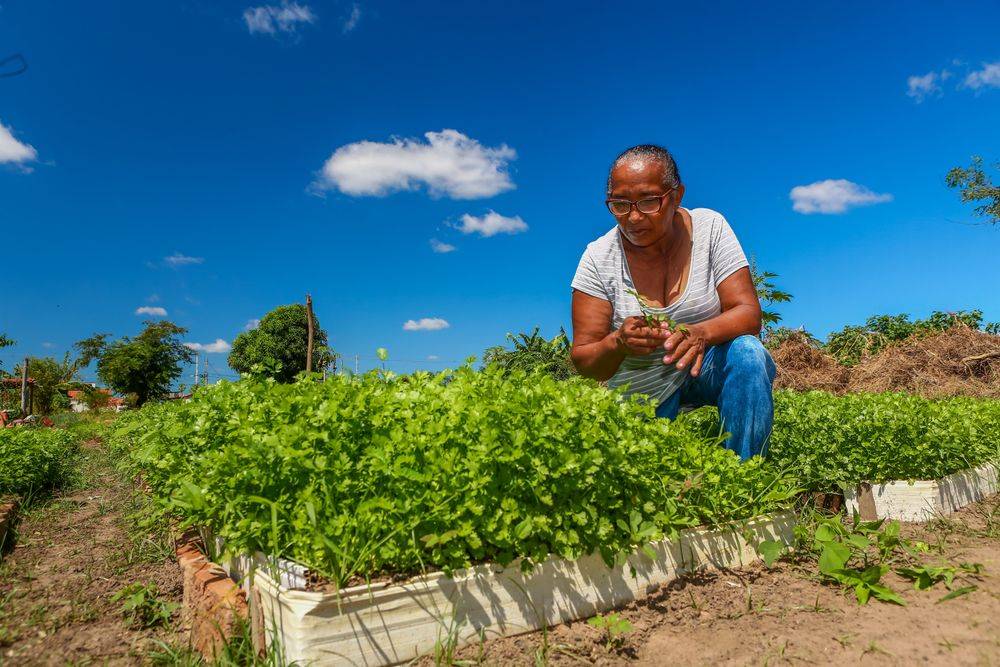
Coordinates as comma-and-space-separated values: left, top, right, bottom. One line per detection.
1, 1, 999, 382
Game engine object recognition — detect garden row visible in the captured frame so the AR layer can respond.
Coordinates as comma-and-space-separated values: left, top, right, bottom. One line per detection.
109, 370, 1000, 586
107, 371, 999, 664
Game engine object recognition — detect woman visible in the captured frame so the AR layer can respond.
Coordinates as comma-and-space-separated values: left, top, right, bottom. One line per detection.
570, 144, 775, 460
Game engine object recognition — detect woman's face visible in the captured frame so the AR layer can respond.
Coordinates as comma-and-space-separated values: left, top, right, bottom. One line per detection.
608, 161, 685, 247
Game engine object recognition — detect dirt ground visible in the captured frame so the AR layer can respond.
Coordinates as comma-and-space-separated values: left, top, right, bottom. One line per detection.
0, 441, 186, 666
441, 494, 1000, 667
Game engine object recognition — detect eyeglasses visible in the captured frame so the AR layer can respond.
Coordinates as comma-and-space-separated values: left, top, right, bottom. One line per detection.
605, 191, 674, 217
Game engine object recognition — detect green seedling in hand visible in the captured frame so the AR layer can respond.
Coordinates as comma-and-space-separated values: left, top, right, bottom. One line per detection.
626, 288, 689, 333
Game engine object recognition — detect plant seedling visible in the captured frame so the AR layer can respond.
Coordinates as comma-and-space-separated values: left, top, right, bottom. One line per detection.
111, 582, 178, 629
587, 612, 634, 650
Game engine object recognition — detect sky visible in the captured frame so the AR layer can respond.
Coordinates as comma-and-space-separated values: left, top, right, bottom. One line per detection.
1, 1, 999, 383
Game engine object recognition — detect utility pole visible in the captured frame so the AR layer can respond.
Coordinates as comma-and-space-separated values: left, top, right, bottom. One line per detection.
19, 357, 29, 415
305, 293, 314, 373
355, 354, 359, 374
194, 354, 200, 386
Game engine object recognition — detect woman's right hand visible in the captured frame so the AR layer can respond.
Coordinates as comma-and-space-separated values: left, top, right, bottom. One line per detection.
614, 316, 669, 356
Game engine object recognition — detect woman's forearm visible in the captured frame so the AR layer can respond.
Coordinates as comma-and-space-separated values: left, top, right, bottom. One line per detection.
695, 303, 762, 346
571, 331, 627, 382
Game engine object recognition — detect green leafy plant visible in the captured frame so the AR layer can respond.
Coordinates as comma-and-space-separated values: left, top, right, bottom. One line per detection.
767, 390, 1000, 491
111, 582, 178, 629
587, 612, 633, 650
767, 509, 987, 606
625, 288, 688, 333
0, 427, 80, 497
481, 328, 576, 380
750, 258, 793, 332
109, 366, 798, 588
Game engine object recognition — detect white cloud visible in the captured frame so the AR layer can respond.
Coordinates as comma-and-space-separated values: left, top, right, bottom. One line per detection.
316, 129, 516, 199
136, 306, 168, 317
906, 70, 948, 102
342, 3, 361, 32
41, 342, 54, 349
403, 318, 450, 331
0, 120, 37, 165
430, 238, 456, 253
184, 339, 232, 354
963, 62, 1000, 90
164, 252, 204, 267
455, 210, 528, 237
427, 355, 440, 361
244, 318, 261, 331
243, 2, 316, 35
790, 179, 893, 215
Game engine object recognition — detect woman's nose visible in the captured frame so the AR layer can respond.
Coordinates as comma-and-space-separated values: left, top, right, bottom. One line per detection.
628, 207, 644, 223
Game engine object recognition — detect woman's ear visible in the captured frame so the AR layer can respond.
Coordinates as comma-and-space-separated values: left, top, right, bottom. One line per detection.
674, 184, 686, 206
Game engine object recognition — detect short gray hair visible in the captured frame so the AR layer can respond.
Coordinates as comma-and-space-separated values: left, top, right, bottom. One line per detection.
606, 144, 682, 195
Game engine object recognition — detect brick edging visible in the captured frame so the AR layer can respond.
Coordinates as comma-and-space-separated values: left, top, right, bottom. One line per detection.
0, 498, 19, 554
175, 529, 250, 658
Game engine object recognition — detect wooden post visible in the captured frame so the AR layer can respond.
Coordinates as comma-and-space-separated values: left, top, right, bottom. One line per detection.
305, 294, 314, 373
20, 357, 29, 415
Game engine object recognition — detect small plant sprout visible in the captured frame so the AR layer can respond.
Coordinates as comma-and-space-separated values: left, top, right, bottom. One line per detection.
110, 582, 178, 629
587, 612, 634, 650
625, 288, 688, 333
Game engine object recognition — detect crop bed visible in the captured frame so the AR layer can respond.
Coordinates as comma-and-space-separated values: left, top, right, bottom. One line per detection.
110, 368, 798, 589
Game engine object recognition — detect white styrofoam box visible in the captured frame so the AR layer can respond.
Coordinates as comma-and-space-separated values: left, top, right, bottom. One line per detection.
245, 512, 796, 666
844, 462, 999, 522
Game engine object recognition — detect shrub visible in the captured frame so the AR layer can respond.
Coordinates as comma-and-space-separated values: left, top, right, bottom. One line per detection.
0, 427, 80, 497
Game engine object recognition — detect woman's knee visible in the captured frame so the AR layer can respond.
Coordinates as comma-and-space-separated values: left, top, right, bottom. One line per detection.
726, 335, 775, 381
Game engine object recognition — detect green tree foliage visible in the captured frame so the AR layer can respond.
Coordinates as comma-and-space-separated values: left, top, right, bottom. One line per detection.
749, 258, 792, 333
0, 333, 13, 375
482, 328, 576, 380
825, 310, 986, 365
94, 321, 195, 406
946, 156, 1000, 225
228, 304, 332, 383
14, 355, 76, 415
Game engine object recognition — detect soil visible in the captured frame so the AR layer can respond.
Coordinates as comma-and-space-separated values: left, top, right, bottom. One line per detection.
771, 327, 1000, 398
437, 493, 1000, 666
0, 440, 186, 665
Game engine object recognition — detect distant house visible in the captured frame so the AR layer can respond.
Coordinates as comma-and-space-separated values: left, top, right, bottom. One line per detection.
68, 388, 126, 412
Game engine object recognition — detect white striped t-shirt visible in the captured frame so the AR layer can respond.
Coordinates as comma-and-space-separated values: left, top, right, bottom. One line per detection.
571, 207, 749, 405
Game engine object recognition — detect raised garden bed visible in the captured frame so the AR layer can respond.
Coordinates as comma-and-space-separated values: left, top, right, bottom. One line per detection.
844, 463, 999, 522
217, 512, 795, 666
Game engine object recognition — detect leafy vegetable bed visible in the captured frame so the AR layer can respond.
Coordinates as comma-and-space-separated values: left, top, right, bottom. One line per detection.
0, 427, 80, 497
110, 368, 797, 587
767, 390, 1000, 491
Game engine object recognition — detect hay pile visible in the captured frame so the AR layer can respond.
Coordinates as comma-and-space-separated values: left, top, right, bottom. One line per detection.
846, 327, 1000, 399
771, 332, 848, 393
770, 327, 1000, 399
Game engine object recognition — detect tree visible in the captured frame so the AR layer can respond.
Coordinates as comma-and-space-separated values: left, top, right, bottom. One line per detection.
14, 355, 76, 415
946, 156, 1000, 226
749, 258, 793, 333
95, 321, 195, 406
482, 328, 577, 380
228, 304, 333, 383
0, 333, 12, 376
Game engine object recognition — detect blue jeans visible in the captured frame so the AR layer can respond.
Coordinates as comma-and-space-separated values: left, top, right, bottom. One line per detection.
654, 335, 776, 460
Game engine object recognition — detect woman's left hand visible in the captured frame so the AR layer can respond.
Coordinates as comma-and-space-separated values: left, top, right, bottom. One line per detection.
662, 322, 708, 377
